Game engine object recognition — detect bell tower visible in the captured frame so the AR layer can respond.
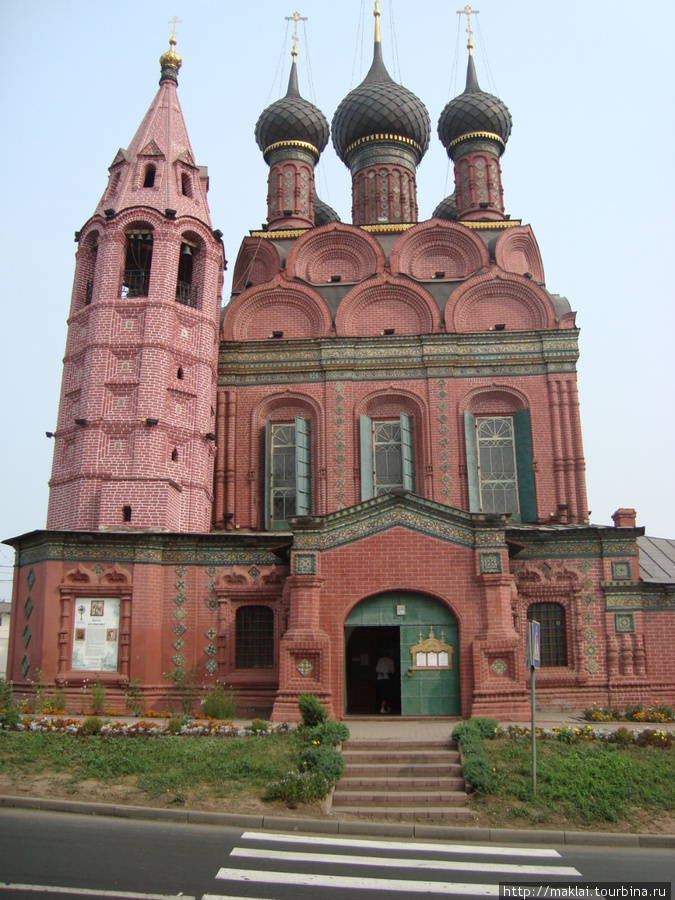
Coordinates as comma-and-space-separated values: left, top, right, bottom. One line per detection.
47, 34, 225, 533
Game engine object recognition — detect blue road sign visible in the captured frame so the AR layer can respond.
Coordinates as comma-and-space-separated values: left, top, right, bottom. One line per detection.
526, 619, 541, 669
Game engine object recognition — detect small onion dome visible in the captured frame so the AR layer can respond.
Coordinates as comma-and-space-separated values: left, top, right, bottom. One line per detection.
159, 37, 182, 84
331, 40, 430, 164
433, 193, 458, 221
255, 60, 329, 161
438, 54, 512, 155
314, 195, 341, 226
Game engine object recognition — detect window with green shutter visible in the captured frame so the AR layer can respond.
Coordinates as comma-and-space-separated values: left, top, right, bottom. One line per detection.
464, 409, 536, 522
264, 416, 311, 529
360, 413, 414, 500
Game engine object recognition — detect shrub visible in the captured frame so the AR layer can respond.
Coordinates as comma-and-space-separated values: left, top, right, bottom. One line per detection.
202, 683, 237, 720
613, 727, 633, 746
452, 717, 499, 794
166, 716, 184, 734
298, 693, 327, 727
0, 706, 21, 729
303, 720, 350, 747
554, 726, 576, 744
249, 718, 269, 734
81, 716, 102, 735
0, 678, 15, 711
89, 678, 106, 715
125, 679, 144, 716
263, 770, 330, 806
298, 743, 345, 782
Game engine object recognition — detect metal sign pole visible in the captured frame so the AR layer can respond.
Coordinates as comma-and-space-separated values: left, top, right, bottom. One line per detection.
526, 620, 540, 797
531, 662, 536, 796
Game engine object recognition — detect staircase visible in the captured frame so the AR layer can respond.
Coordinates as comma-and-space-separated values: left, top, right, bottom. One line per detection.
332, 738, 471, 820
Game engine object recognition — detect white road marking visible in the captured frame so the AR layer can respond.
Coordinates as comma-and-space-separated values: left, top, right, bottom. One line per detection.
240, 830, 562, 858
214, 867, 500, 895
0, 886, 194, 900
231, 845, 581, 877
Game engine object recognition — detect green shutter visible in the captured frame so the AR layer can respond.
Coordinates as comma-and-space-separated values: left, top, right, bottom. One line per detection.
295, 416, 311, 515
464, 410, 480, 513
400, 413, 415, 492
360, 414, 374, 501
264, 418, 271, 529
514, 408, 537, 523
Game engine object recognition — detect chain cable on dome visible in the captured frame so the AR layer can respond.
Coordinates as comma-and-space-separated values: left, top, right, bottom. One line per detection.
266, 19, 292, 105
475, 16, 500, 97
350, 0, 367, 90
388, 0, 402, 84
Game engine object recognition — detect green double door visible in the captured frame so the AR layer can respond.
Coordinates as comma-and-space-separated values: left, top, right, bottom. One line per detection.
344, 591, 460, 716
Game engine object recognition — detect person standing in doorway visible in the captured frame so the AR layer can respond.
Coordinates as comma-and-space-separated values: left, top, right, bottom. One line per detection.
376, 652, 395, 713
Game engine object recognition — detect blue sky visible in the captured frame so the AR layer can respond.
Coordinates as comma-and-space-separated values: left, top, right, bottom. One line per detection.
2, 0, 674, 587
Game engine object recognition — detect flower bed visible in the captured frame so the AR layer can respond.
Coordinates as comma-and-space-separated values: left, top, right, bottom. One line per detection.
6, 716, 291, 738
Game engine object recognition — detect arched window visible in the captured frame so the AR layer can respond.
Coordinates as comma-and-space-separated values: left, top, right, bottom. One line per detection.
122, 228, 153, 298
235, 605, 274, 668
176, 243, 195, 306
79, 231, 99, 306
464, 408, 536, 522
360, 413, 414, 500
143, 164, 156, 188
264, 417, 311, 529
527, 603, 567, 666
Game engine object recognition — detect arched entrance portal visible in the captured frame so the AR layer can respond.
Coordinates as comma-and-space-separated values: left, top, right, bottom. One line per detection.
344, 591, 459, 716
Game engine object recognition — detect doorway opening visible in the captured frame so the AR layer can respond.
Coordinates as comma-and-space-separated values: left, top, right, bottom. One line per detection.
344, 591, 460, 717
344, 625, 400, 715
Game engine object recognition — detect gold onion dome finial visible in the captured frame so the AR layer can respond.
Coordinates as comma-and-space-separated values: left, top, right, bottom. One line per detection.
160, 17, 182, 83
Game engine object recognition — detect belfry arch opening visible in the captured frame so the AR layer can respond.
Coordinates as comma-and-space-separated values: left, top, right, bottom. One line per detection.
344, 591, 460, 717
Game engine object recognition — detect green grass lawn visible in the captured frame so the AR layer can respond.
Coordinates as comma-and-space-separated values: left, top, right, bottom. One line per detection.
0, 730, 304, 801
479, 735, 675, 825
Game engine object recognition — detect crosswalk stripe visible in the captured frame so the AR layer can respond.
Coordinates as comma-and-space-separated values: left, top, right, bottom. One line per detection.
231, 846, 581, 877
215, 867, 500, 895
240, 830, 561, 858
0, 886, 195, 900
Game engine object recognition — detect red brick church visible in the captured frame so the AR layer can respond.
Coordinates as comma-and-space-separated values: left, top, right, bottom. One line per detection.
6, 12, 675, 720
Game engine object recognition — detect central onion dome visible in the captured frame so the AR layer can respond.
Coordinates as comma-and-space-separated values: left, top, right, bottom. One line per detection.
438, 54, 512, 155
332, 28, 430, 164
255, 60, 329, 161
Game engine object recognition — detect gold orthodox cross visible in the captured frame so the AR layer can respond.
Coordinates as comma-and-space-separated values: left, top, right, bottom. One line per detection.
285, 11, 307, 59
168, 16, 182, 41
457, 5, 479, 54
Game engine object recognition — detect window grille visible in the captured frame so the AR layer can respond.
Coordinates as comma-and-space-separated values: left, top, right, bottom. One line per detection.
527, 603, 567, 666
475, 416, 519, 515
236, 606, 274, 668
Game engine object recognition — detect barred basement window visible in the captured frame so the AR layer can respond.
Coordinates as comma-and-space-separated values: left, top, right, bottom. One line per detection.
527, 603, 567, 666
235, 606, 274, 668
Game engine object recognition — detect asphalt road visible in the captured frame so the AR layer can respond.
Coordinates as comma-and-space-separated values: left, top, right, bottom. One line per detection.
0, 810, 672, 900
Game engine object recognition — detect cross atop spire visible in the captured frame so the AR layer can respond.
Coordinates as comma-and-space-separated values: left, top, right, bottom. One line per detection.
168, 15, 182, 41
285, 11, 307, 60
457, 5, 479, 55
374, 0, 381, 44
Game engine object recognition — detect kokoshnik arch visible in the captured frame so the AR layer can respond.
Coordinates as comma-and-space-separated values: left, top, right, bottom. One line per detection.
5, 7, 674, 720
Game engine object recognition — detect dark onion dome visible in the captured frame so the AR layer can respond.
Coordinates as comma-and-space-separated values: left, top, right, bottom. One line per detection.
438, 54, 512, 155
255, 60, 329, 159
314, 195, 341, 226
331, 38, 430, 164
433, 192, 458, 221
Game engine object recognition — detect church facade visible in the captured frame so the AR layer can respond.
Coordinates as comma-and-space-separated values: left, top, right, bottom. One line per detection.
5, 14, 674, 720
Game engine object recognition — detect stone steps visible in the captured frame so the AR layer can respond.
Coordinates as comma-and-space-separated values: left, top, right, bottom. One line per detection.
333, 737, 469, 820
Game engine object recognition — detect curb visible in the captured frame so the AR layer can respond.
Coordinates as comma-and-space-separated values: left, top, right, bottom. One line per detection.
1, 795, 673, 848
